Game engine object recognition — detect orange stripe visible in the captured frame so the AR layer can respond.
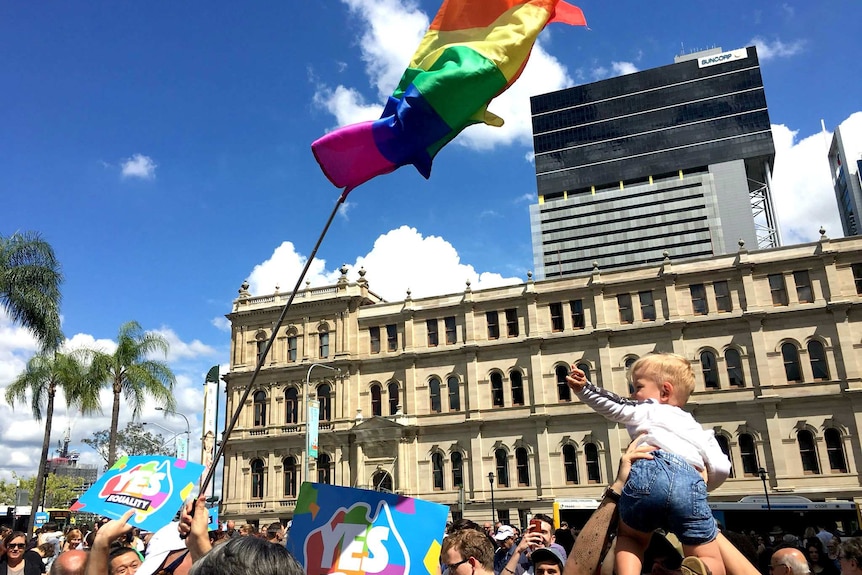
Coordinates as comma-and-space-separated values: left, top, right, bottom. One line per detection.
429, 0, 559, 31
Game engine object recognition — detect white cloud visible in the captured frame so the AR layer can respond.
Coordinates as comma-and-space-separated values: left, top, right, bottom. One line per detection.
750, 37, 805, 61
246, 226, 521, 302
338, 201, 356, 221
312, 0, 577, 153
151, 328, 217, 362
770, 112, 862, 244
611, 61, 639, 75
120, 154, 157, 180
211, 316, 231, 332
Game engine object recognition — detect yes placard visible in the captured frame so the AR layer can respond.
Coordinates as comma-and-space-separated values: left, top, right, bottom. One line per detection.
71, 455, 204, 528
286, 483, 449, 575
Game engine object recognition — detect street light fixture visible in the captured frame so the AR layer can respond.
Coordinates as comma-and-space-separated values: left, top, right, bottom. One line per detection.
758, 467, 771, 511
156, 407, 192, 459
488, 472, 496, 524
304, 363, 340, 484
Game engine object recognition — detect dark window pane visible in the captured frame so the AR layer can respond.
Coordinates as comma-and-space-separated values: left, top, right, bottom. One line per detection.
285, 388, 298, 424
432, 453, 444, 490
253, 391, 267, 427
427, 319, 438, 347
429, 378, 441, 413
318, 384, 331, 421
451, 452, 464, 487
445, 316, 457, 344
486, 311, 500, 340
618, 293, 634, 324
371, 384, 382, 416
506, 308, 519, 337
516, 448, 530, 486
388, 382, 399, 415
725, 349, 745, 387
853, 264, 862, 295
570, 299, 585, 329
317, 454, 331, 484
782, 343, 802, 382
284, 456, 297, 497
690, 284, 708, 315
370, 326, 380, 354
716, 435, 733, 478
288, 336, 298, 362
585, 443, 601, 483
448, 376, 461, 411
798, 430, 820, 474
495, 449, 509, 487
714, 281, 732, 312
808, 340, 829, 380
794, 270, 813, 303
563, 444, 578, 484
511, 371, 524, 406
550, 302, 564, 331
739, 434, 758, 476
386, 324, 397, 352
251, 459, 265, 499
639, 291, 656, 321
825, 429, 847, 473
491, 372, 504, 407
701, 351, 719, 389
319, 332, 329, 358
769, 274, 788, 306
556, 365, 572, 402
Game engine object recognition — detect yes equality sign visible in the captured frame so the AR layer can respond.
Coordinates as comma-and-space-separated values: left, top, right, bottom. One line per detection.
71, 455, 204, 529
286, 483, 449, 575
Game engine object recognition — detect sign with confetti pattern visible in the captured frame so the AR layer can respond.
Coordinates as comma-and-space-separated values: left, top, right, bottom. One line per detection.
286, 482, 449, 575
71, 455, 204, 529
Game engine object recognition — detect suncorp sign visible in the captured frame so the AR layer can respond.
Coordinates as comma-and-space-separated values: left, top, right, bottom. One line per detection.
698, 48, 748, 68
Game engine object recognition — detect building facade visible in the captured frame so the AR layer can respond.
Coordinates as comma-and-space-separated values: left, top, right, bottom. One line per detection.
529, 46, 779, 279
828, 124, 862, 237
220, 235, 862, 528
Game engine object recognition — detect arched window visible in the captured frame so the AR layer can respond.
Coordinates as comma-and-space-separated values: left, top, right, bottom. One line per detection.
451, 452, 464, 488
318, 384, 331, 421
285, 388, 298, 424
577, 363, 591, 383
253, 391, 267, 427
491, 372, 505, 407
825, 428, 847, 473
448, 376, 461, 411
563, 444, 578, 484
511, 371, 525, 406
287, 334, 298, 362
516, 448, 530, 486
725, 349, 745, 387
432, 453, 444, 490
701, 351, 719, 389
808, 340, 830, 380
556, 365, 571, 402
317, 453, 332, 484
388, 382, 400, 415
782, 343, 802, 382
429, 378, 442, 413
372, 470, 393, 492
319, 327, 330, 358
250, 459, 265, 499
739, 434, 758, 476
716, 435, 734, 479
625, 356, 638, 394
283, 456, 297, 497
797, 430, 820, 474
585, 443, 601, 483
370, 384, 382, 417
495, 449, 509, 487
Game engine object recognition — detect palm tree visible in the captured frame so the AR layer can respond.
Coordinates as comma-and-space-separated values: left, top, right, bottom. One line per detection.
0, 232, 63, 351
90, 321, 176, 467
5, 350, 100, 536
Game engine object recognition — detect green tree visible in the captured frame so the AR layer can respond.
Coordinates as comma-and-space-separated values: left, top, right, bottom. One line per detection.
0, 232, 63, 350
5, 350, 99, 534
82, 422, 173, 465
90, 321, 176, 467
0, 473, 85, 508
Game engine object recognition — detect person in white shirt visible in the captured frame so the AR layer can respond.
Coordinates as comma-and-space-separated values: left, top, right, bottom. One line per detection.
566, 353, 731, 575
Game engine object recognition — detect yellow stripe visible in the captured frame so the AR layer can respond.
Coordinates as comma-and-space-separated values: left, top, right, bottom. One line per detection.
411, 3, 550, 83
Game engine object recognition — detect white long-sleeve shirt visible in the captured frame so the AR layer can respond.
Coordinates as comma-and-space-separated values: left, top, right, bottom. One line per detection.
576, 382, 731, 491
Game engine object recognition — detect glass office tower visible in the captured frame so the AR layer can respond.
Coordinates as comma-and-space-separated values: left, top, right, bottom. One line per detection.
529, 46, 779, 278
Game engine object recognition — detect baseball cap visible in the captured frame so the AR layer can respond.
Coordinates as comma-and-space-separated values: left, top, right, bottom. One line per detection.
494, 526, 515, 541
136, 522, 188, 575
530, 546, 566, 570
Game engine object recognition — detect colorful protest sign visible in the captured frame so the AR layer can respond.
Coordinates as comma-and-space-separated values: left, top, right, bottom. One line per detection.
70, 455, 205, 529
286, 483, 449, 575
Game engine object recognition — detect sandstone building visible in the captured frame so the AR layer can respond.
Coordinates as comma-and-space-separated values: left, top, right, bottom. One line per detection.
220, 233, 862, 527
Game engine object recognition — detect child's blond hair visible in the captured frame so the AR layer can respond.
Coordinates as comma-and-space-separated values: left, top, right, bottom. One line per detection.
629, 353, 696, 403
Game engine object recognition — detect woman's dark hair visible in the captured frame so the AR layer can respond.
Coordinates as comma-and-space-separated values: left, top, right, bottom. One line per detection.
3, 531, 26, 547
448, 518, 482, 534
189, 536, 303, 575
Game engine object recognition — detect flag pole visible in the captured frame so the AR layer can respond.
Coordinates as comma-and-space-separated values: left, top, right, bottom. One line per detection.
198, 190, 349, 498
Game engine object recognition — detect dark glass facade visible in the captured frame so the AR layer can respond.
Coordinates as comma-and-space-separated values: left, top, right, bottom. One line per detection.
531, 46, 774, 196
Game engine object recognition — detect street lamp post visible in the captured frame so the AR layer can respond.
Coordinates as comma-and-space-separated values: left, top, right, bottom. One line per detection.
141, 422, 184, 455
488, 472, 496, 524
758, 467, 771, 512
305, 364, 340, 484
156, 407, 191, 460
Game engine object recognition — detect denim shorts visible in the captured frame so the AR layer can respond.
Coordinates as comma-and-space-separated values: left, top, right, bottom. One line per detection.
619, 450, 717, 545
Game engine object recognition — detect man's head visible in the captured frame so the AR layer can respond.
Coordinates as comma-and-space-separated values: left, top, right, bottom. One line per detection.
771, 547, 810, 575
109, 547, 142, 575
483, 522, 493, 536
50, 549, 89, 575
494, 526, 516, 550
531, 546, 566, 575
441, 529, 494, 575
530, 514, 556, 548
225, 520, 235, 532
266, 522, 284, 543
839, 539, 862, 575
135, 521, 192, 575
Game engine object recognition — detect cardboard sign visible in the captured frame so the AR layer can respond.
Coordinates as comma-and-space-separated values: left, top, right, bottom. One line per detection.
71, 455, 204, 529
286, 483, 449, 575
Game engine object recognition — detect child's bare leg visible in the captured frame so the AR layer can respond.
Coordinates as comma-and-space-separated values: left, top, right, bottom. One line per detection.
615, 520, 652, 575
683, 539, 726, 575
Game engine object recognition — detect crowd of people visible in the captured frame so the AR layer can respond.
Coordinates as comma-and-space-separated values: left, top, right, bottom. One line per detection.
2, 354, 862, 575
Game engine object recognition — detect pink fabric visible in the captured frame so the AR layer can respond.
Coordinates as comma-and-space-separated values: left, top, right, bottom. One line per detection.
311, 121, 396, 192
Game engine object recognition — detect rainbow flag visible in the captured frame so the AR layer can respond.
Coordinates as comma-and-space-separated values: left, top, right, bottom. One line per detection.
312, 0, 586, 193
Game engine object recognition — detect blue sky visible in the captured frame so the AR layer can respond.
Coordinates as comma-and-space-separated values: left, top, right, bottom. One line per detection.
2, 0, 861, 482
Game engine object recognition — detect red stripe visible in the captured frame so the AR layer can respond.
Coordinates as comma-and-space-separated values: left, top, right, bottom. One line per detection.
429, 0, 553, 31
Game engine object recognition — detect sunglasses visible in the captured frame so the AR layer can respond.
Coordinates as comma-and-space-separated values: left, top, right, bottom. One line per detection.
7, 543, 27, 550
